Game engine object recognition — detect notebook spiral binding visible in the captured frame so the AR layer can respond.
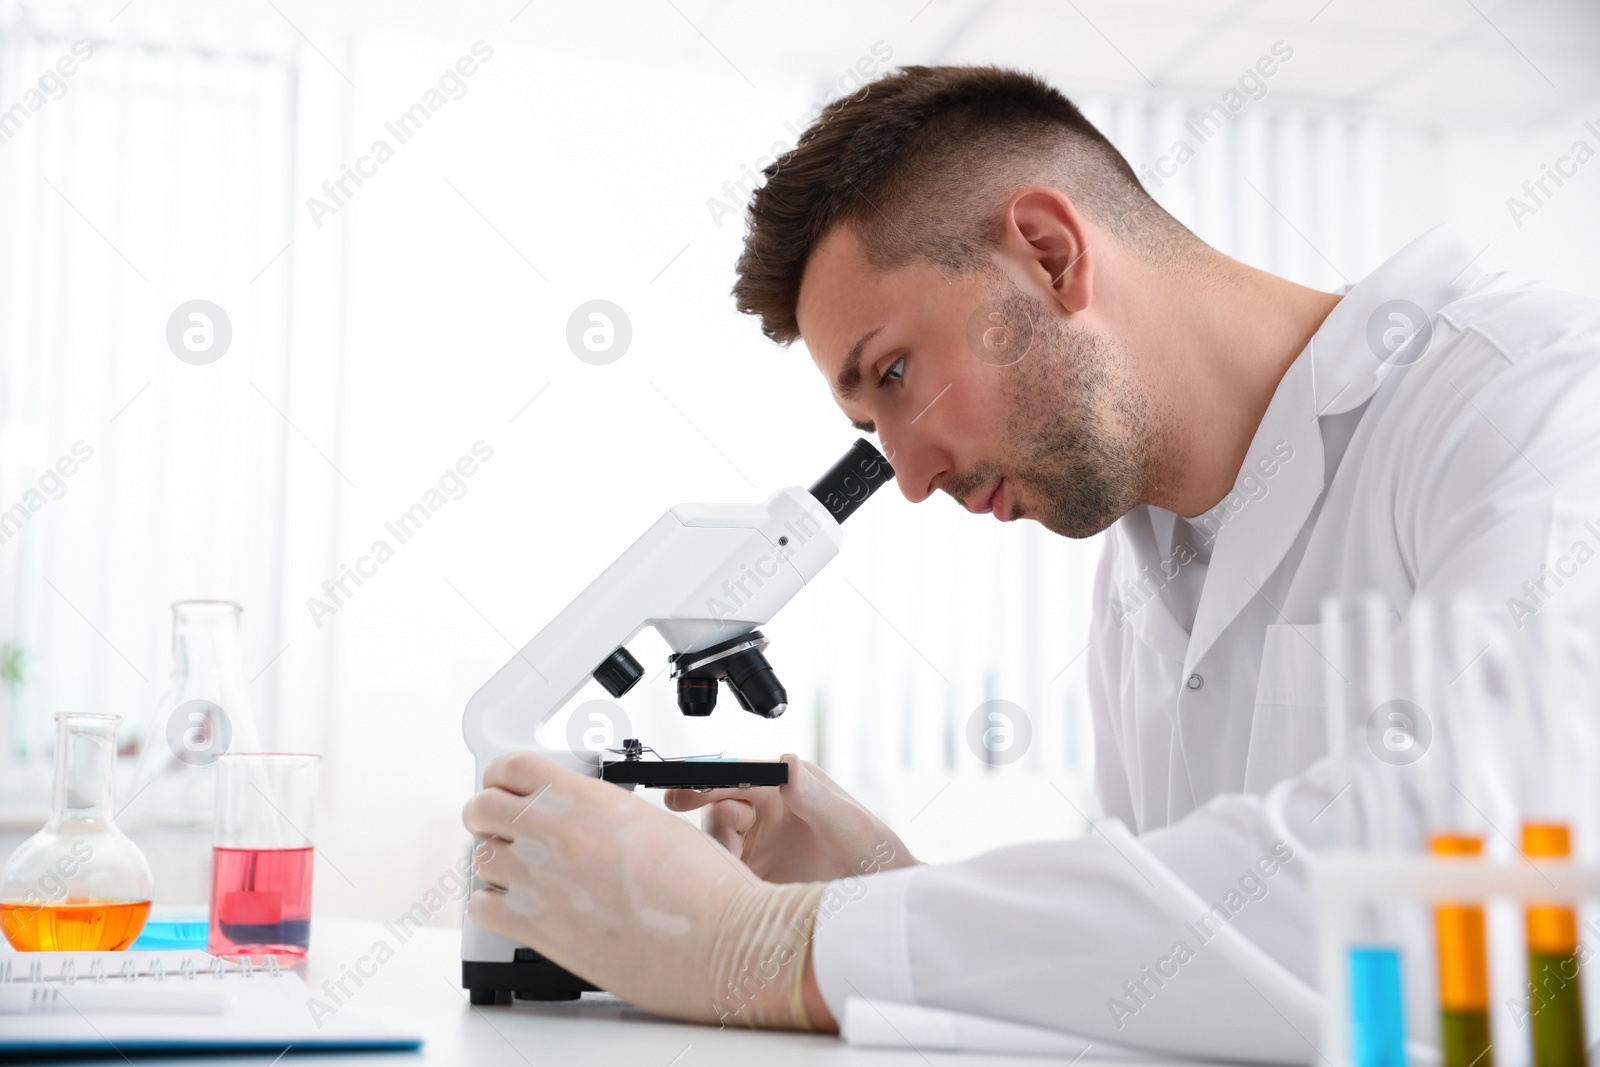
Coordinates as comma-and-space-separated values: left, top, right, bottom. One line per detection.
0, 952, 287, 985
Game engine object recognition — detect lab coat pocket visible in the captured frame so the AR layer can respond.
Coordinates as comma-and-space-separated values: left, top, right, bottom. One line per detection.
1242, 622, 1333, 793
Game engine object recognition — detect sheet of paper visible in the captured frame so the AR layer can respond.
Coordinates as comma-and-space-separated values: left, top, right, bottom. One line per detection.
843, 997, 1145, 1059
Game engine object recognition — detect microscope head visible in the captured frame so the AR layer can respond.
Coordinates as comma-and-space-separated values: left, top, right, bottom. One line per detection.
664, 438, 893, 720
462, 438, 893, 770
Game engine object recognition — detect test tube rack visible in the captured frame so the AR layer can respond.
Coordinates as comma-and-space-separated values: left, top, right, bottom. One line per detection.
1313, 853, 1600, 1067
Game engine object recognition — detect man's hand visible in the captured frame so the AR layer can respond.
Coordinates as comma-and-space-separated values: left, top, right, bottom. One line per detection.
665, 754, 919, 882
463, 751, 833, 1030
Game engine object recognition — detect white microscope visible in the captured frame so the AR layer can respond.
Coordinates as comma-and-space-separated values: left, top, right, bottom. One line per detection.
460, 438, 894, 1004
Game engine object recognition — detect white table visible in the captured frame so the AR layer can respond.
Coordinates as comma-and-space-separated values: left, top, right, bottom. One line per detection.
31, 918, 1169, 1065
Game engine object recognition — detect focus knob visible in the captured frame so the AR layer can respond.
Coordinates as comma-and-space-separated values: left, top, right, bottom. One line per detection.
593, 647, 644, 698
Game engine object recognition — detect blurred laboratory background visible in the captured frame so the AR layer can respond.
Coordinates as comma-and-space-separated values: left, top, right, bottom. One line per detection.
0, 0, 1597, 928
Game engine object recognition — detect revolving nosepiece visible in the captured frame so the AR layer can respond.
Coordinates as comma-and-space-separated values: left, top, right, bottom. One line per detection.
669, 631, 788, 719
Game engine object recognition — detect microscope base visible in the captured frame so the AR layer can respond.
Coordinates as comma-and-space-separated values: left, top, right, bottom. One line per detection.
463, 955, 599, 1004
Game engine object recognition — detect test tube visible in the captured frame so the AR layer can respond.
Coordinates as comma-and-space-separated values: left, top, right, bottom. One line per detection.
1523, 822, 1584, 1067
1349, 942, 1409, 1067
1322, 593, 1411, 1067
1418, 601, 1493, 1067
1430, 831, 1492, 1067
1508, 602, 1585, 1067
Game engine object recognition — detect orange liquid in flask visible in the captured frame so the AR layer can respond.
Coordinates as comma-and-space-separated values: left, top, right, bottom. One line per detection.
0, 898, 151, 951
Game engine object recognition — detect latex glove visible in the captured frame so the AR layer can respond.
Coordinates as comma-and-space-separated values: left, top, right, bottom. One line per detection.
464, 751, 827, 1029
665, 754, 919, 883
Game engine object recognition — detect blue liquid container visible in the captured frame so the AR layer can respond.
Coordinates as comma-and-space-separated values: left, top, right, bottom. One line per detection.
1349, 945, 1408, 1067
129, 906, 211, 950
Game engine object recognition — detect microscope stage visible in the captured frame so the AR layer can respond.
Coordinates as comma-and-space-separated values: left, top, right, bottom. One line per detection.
599, 759, 788, 790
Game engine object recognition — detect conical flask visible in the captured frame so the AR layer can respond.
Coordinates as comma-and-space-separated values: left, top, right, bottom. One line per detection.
1, 713, 154, 950
122, 600, 262, 903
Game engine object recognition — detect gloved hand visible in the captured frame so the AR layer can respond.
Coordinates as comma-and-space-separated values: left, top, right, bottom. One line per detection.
665, 754, 919, 883
464, 751, 828, 1030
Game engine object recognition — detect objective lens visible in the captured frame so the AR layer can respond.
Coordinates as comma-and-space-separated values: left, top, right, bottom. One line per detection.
723, 648, 787, 718
675, 677, 718, 717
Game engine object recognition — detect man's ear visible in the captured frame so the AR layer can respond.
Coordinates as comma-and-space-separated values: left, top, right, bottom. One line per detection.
1001, 186, 1093, 315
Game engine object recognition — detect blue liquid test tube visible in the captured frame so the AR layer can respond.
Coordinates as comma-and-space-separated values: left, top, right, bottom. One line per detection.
1349, 945, 1408, 1067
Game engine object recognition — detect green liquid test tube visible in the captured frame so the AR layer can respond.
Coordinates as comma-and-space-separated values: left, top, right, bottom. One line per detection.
1524, 822, 1585, 1067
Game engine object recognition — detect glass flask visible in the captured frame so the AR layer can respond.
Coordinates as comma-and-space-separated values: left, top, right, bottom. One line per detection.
122, 600, 262, 905
0, 713, 154, 950
209, 753, 320, 958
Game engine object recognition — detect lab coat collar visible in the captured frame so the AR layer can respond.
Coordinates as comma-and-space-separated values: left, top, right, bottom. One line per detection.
1115, 507, 1196, 665
1179, 226, 1488, 677
1303, 224, 1488, 418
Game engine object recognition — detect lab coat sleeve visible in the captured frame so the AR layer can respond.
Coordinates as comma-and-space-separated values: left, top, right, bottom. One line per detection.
1402, 330, 1600, 610
812, 326, 1600, 1061
811, 804, 1324, 1063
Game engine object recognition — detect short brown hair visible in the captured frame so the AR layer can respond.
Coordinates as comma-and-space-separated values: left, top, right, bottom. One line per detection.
732, 65, 1192, 344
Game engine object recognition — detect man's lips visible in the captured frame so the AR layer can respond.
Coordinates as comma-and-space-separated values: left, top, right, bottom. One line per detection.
966, 479, 1008, 520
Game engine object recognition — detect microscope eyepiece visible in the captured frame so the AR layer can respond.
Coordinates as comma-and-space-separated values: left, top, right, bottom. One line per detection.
809, 438, 894, 525
669, 631, 787, 719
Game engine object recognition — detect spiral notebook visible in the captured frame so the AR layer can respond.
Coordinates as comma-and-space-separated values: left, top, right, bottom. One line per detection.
0, 950, 422, 1059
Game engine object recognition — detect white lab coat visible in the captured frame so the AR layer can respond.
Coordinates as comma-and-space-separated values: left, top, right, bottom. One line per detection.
811, 227, 1600, 1062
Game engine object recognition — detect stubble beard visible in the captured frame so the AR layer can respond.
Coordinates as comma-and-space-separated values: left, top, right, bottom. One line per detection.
967, 285, 1156, 538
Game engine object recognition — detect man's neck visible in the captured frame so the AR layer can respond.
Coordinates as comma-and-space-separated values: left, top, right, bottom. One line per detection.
1104, 246, 1342, 518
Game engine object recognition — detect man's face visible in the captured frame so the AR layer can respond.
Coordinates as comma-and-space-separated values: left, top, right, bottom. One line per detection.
795, 226, 1152, 538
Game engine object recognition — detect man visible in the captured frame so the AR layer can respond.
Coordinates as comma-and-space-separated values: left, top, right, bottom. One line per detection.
464, 66, 1600, 1058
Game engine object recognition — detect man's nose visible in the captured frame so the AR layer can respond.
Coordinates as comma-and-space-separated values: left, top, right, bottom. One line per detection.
890, 444, 944, 504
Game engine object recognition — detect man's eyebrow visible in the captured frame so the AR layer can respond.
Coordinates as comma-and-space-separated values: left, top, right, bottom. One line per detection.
834, 326, 884, 401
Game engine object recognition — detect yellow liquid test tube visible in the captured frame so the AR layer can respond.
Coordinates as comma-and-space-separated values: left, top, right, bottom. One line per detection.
1524, 822, 1586, 1067
1432, 833, 1493, 1067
